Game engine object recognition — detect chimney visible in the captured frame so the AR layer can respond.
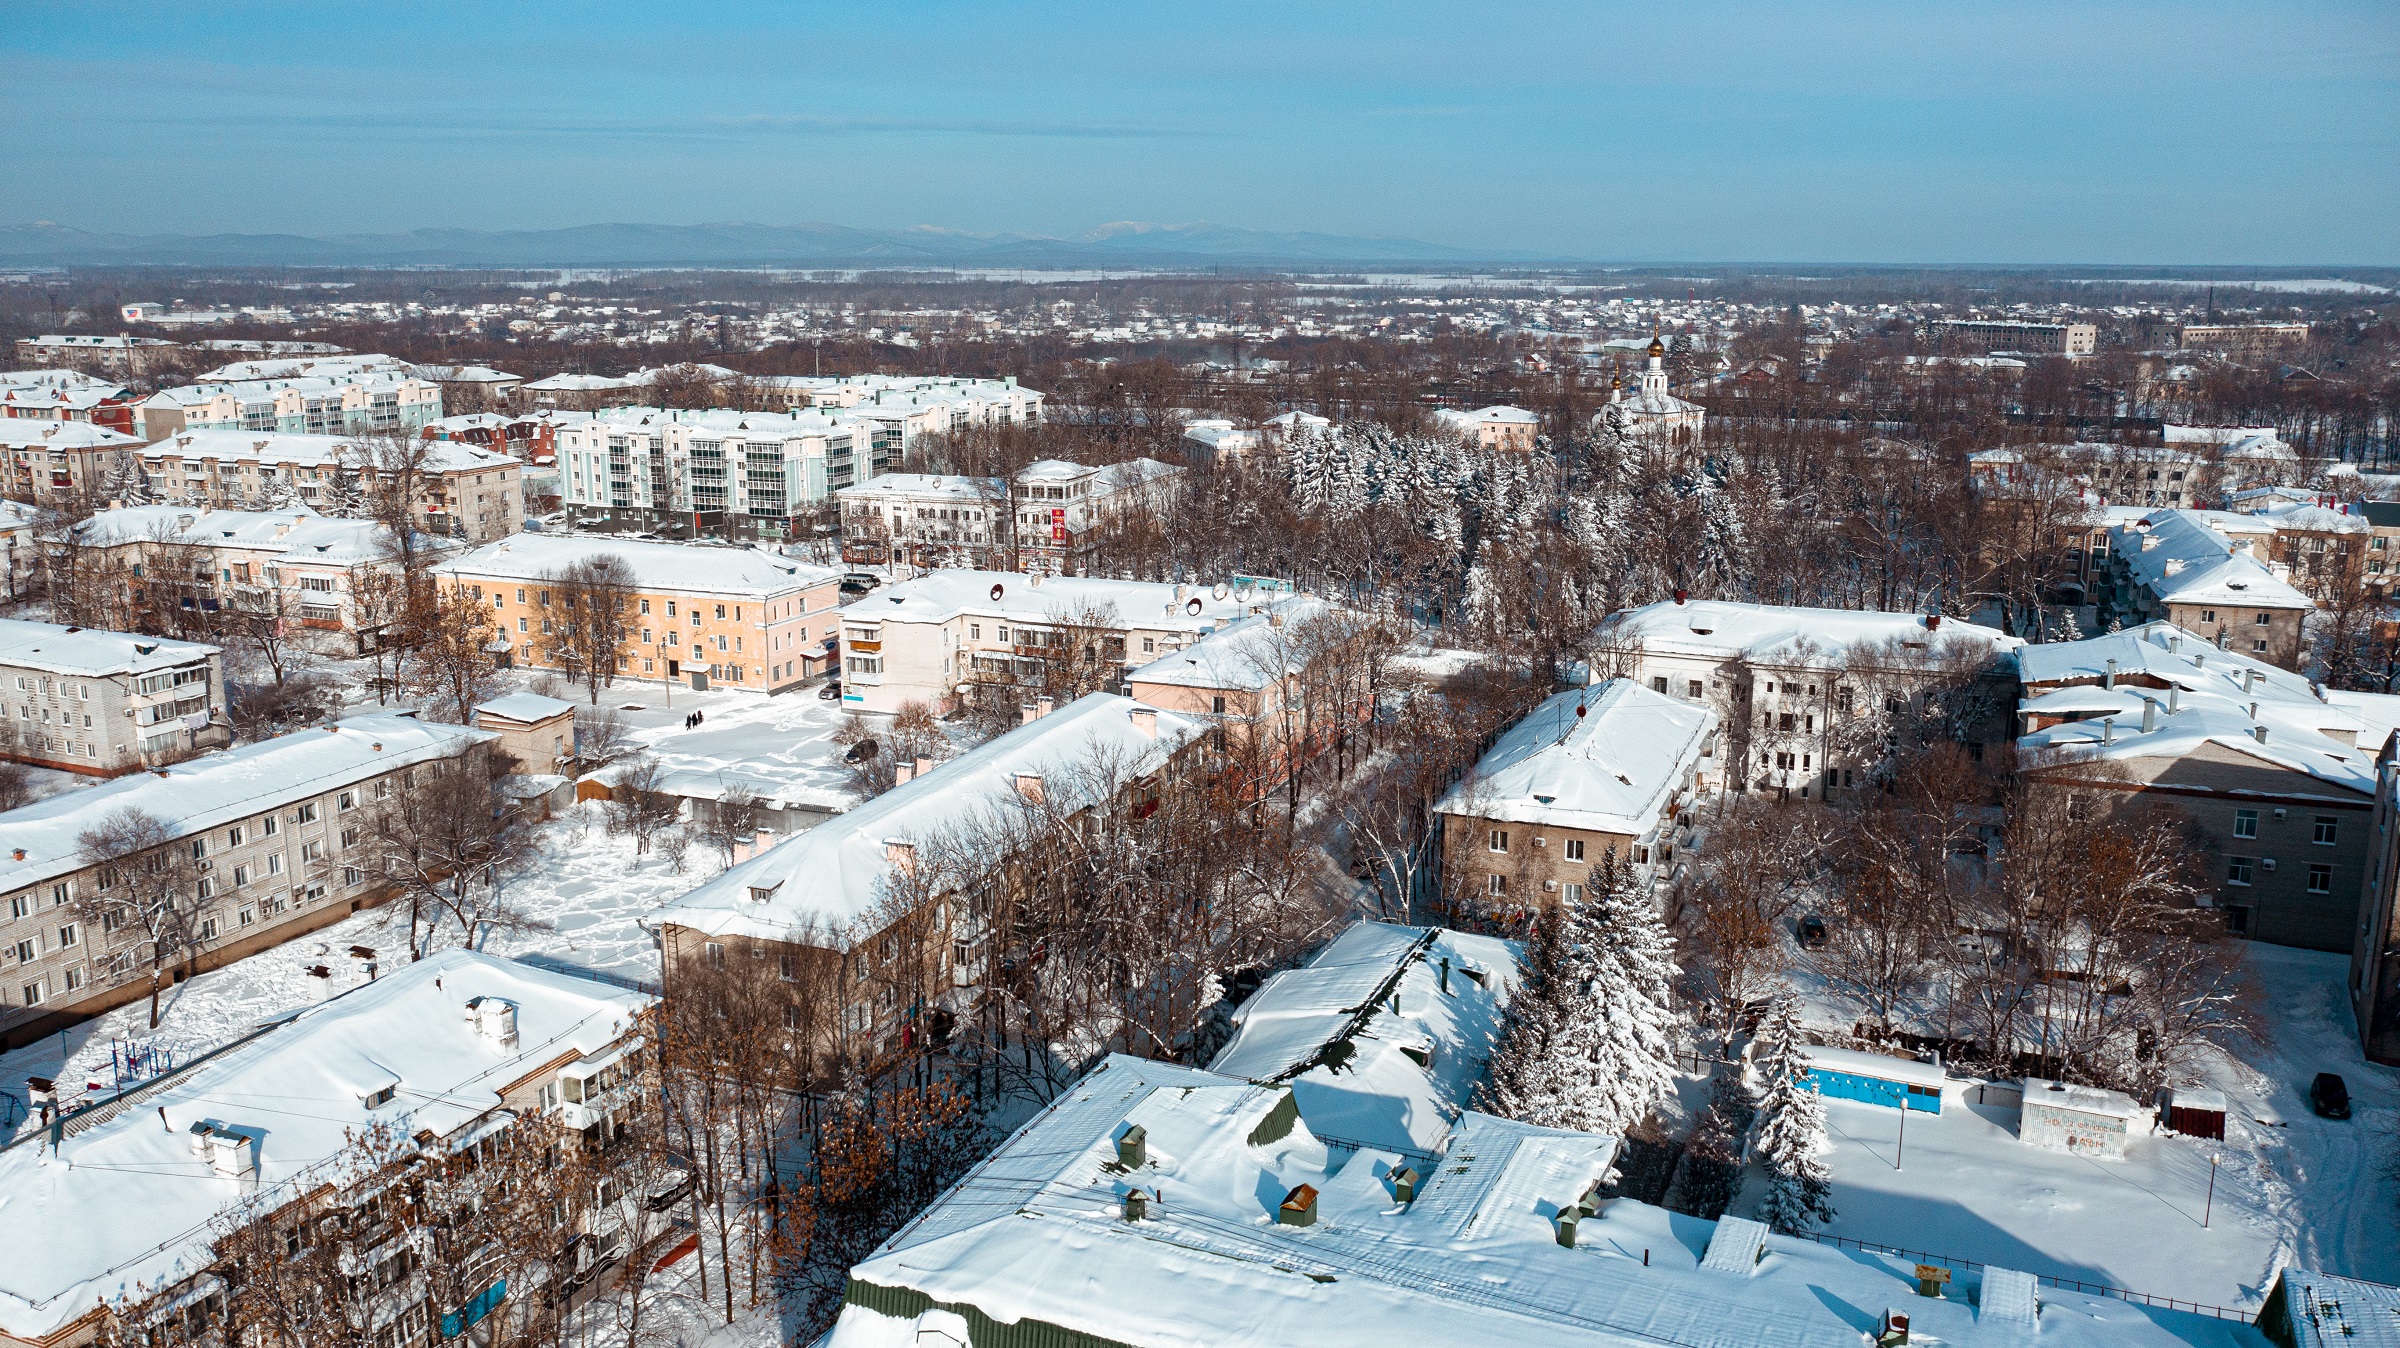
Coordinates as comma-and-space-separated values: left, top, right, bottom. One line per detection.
2168, 684, 2181, 713
1925, 612, 1942, 631
914, 755, 933, 779
1123, 1189, 1149, 1222
188, 1122, 256, 1180
2243, 668, 2259, 694
2103, 658, 2117, 690
1556, 1209, 1581, 1248
1036, 695, 1055, 719
1390, 1164, 1421, 1203
1014, 771, 1045, 804
2254, 724, 2269, 744
1277, 1184, 1319, 1227
466, 997, 518, 1050
1117, 1123, 1147, 1169
2141, 698, 2158, 733
893, 762, 913, 785
884, 839, 917, 873
2101, 717, 2115, 745
755, 829, 774, 854
1129, 706, 1158, 739
1673, 587, 1688, 605
2142, 534, 2160, 551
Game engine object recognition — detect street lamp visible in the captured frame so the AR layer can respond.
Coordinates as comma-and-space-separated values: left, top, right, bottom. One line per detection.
2203, 1152, 2221, 1228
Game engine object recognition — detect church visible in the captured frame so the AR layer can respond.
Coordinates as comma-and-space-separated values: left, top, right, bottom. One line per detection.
1594, 334, 1706, 443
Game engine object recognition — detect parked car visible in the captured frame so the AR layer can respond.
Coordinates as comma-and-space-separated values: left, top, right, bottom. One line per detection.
1795, 915, 1829, 950
818, 680, 843, 701
2310, 1072, 2351, 1119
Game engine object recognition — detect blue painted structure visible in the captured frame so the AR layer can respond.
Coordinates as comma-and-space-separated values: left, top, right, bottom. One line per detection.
1803, 1064, 1943, 1113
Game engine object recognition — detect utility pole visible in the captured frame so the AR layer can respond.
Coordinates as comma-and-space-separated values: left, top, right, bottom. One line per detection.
2203, 1152, 2220, 1228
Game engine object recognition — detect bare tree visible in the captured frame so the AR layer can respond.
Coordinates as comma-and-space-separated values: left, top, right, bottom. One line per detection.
607, 755, 680, 855
71, 807, 203, 1028
343, 749, 538, 957
405, 584, 503, 725
543, 552, 639, 704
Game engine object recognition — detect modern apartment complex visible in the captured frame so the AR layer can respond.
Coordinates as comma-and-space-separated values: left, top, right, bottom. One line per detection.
0, 711, 495, 1047
0, 618, 229, 774
555, 405, 882, 539
134, 429, 522, 541
837, 570, 1282, 714
0, 949, 651, 1347
434, 533, 846, 692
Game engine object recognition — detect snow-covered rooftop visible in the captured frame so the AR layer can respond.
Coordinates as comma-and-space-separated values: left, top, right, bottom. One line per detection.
827, 1054, 2257, 1348
1597, 600, 2020, 668
0, 949, 648, 1343
473, 692, 577, 724
853, 570, 1277, 632
433, 534, 843, 598
0, 618, 218, 679
0, 713, 494, 894
145, 429, 513, 475
0, 420, 142, 452
833, 472, 1004, 502
71, 506, 450, 569
1210, 922, 1519, 1156
650, 693, 1204, 942
2108, 510, 2314, 611
1124, 595, 1342, 692
1434, 680, 1716, 838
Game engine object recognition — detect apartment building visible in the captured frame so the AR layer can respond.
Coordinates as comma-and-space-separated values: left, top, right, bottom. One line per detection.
2140, 320, 2312, 354
2097, 510, 2314, 668
435, 533, 845, 692
515, 363, 741, 411
0, 500, 34, 601
0, 370, 137, 435
413, 361, 525, 411
1432, 404, 1541, 452
2355, 757, 2400, 1065
745, 372, 1044, 437
555, 405, 884, 540
135, 429, 522, 541
0, 712, 495, 1046
425, 409, 582, 466
139, 368, 445, 442
1436, 680, 1717, 917
838, 570, 1282, 714
2016, 624, 2374, 951
836, 472, 1010, 567
1124, 594, 1377, 788
1010, 457, 1184, 573
1932, 318, 2100, 355
69, 505, 458, 641
650, 693, 1206, 1061
1592, 599, 2021, 801
10, 334, 182, 377
0, 418, 146, 510
0, 949, 651, 1348
0, 618, 229, 774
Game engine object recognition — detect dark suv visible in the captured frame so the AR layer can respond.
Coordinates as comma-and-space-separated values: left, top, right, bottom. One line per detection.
2310, 1072, 2350, 1120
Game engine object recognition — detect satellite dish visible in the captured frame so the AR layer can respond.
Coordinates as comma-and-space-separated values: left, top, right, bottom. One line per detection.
1186, 598, 1204, 616
1211, 582, 1229, 601
990, 583, 1004, 601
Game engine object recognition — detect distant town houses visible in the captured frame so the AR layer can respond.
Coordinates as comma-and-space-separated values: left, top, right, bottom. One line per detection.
434, 532, 845, 693
0, 617, 230, 775
0, 369, 138, 436
134, 428, 523, 541
835, 570, 1286, 715
0, 710, 494, 1047
1593, 599, 2021, 802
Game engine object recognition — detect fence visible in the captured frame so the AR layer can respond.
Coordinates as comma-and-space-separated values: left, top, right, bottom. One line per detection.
507, 953, 661, 997
1780, 1228, 2256, 1324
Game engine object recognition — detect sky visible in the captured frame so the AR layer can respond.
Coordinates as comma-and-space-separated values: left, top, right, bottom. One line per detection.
3, 1, 2395, 264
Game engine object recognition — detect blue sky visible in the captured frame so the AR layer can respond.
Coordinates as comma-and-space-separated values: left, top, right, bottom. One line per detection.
3, 1, 2394, 263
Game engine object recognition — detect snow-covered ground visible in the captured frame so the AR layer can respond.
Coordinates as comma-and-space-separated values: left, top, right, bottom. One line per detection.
1747, 942, 2398, 1310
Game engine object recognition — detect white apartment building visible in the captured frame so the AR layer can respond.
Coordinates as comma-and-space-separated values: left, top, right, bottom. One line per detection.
0, 618, 229, 775
1932, 319, 2100, 356
1011, 458, 1184, 573
838, 570, 1285, 714
139, 369, 445, 442
0, 419, 147, 509
0, 711, 495, 1047
746, 373, 1044, 435
70, 505, 460, 641
135, 429, 522, 541
0, 949, 650, 1348
836, 472, 1010, 567
555, 405, 881, 540
1593, 599, 2021, 800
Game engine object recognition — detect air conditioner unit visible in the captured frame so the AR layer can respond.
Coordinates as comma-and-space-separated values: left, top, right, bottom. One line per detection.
1543, 880, 1557, 892
2260, 857, 2277, 872
1533, 837, 1546, 848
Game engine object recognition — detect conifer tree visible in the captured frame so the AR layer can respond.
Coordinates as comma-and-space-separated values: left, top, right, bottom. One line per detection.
1751, 989, 1837, 1233
1476, 902, 1568, 1120
1544, 851, 1684, 1137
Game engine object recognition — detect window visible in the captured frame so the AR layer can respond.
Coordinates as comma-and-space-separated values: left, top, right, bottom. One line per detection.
7, 895, 25, 919
1485, 873, 1507, 897
2233, 808, 2258, 839
705, 942, 726, 969
1211, 695, 1227, 714
341, 826, 360, 848
1650, 676, 1668, 694
1564, 839, 1585, 862
263, 814, 277, 837
293, 803, 318, 824
13, 939, 34, 964
21, 980, 42, 1006
1687, 680, 1703, 699
1562, 882, 1584, 903
2313, 815, 2338, 845
2307, 863, 2333, 894
337, 790, 355, 811
301, 840, 323, 862
1487, 829, 1509, 853
2201, 609, 2217, 624
227, 825, 243, 847
2255, 613, 2271, 626
266, 853, 284, 876
2226, 856, 2254, 886
344, 866, 364, 886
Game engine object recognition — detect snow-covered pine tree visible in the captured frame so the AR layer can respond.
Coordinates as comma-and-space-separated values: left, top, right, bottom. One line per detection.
1476, 902, 1569, 1120
1750, 989, 1837, 1233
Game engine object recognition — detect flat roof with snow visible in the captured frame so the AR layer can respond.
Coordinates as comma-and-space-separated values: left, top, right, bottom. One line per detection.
434, 534, 844, 598
0, 618, 219, 678
851, 569, 1277, 633
1434, 679, 1716, 838
1598, 600, 2020, 667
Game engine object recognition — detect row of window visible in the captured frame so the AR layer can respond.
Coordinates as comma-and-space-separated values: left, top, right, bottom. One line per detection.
1485, 830, 1588, 862
2224, 856, 2334, 894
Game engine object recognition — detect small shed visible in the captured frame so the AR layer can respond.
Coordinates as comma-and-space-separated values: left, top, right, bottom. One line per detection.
2161, 1086, 2227, 1141
1797, 1045, 1947, 1113
2020, 1078, 2145, 1159
472, 692, 578, 774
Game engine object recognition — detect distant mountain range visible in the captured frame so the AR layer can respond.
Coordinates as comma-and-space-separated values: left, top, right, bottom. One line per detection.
0, 220, 1509, 269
